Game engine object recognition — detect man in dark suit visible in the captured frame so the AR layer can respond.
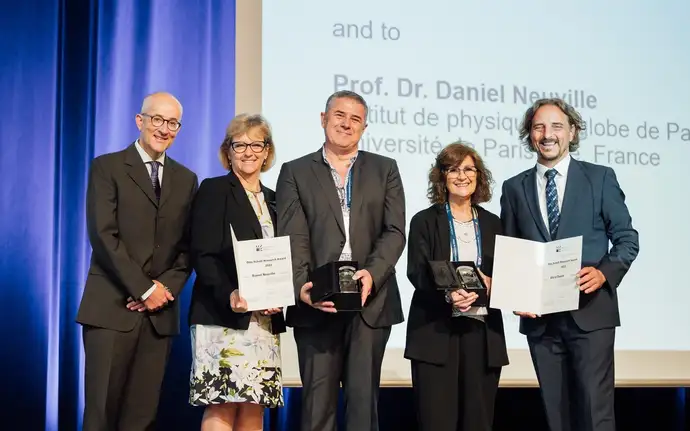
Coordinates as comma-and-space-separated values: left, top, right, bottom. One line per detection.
76, 92, 198, 431
500, 98, 639, 431
276, 90, 406, 431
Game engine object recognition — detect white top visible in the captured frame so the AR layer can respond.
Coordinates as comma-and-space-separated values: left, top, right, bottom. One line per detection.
450, 219, 486, 321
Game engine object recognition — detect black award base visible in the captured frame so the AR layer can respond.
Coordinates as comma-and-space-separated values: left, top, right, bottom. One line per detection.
308, 261, 362, 312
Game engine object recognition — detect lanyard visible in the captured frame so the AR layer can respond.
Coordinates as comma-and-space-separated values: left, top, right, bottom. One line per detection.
345, 168, 353, 209
445, 203, 482, 266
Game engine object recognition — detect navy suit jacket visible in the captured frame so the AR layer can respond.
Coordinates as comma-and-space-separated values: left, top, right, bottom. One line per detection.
500, 157, 639, 336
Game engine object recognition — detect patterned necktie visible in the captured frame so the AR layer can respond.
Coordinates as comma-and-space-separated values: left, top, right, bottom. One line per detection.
149, 161, 161, 201
545, 169, 560, 240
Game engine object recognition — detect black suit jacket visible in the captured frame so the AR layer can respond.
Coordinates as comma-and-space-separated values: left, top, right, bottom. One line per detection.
404, 204, 509, 368
276, 149, 406, 328
500, 158, 639, 337
77, 143, 198, 336
187, 171, 286, 334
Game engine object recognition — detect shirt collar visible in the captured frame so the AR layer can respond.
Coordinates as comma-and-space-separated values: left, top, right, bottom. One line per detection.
321, 144, 358, 168
536, 154, 570, 178
135, 139, 166, 166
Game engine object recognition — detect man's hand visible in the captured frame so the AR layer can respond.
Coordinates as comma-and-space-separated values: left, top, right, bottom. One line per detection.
513, 311, 539, 318
262, 307, 283, 316
299, 282, 337, 313
450, 289, 477, 312
143, 281, 174, 312
230, 290, 249, 313
126, 297, 146, 312
578, 267, 606, 294
353, 269, 373, 306
478, 269, 492, 297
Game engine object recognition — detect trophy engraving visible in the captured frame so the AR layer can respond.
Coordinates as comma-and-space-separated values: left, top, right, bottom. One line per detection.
456, 265, 482, 290
338, 265, 358, 293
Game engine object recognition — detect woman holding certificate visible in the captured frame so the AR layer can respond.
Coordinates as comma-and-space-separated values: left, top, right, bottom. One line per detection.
404, 142, 509, 431
188, 114, 286, 431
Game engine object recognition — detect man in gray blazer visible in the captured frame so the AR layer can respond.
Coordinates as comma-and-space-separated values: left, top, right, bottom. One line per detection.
76, 92, 198, 430
276, 90, 406, 431
500, 98, 639, 431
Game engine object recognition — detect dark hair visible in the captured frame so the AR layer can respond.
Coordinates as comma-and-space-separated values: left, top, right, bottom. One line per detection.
427, 141, 494, 205
324, 90, 369, 121
519, 98, 586, 153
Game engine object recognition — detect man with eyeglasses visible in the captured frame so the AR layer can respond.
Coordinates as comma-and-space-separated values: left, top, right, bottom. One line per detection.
500, 98, 639, 431
77, 91, 198, 430
276, 90, 407, 431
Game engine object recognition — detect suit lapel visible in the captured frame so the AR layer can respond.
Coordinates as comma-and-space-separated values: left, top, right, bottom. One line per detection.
158, 157, 176, 208
348, 152, 366, 241
522, 168, 550, 241
228, 172, 262, 239
124, 144, 158, 206
310, 151, 345, 236
556, 159, 587, 240
434, 205, 451, 261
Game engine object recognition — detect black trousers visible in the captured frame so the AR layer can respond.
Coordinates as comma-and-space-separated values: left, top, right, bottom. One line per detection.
411, 317, 501, 431
528, 313, 616, 431
82, 316, 172, 431
294, 313, 391, 431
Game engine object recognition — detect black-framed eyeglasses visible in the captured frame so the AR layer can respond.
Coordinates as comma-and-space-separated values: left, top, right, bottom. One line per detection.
446, 166, 478, 178
140, 113, 182, 131
231, 141, 268, 153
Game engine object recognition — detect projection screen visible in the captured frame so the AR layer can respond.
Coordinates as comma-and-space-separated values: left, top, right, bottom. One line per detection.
235, 0, 690, 387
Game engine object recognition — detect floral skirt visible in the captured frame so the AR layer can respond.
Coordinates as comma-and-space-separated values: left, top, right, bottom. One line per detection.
189, 313, 283, 407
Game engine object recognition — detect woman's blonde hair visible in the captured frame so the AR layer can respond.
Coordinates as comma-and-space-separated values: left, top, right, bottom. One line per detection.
219, 113, 275, 172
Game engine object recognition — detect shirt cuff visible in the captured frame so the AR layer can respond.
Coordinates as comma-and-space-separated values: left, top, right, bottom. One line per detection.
140, 284, 157, 300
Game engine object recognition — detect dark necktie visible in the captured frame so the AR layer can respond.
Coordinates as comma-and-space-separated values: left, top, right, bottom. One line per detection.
149, 161, 161, 201
545, 169, 560, 240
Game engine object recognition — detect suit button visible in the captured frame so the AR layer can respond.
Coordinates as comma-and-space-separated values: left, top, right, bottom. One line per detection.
155, 244, 160, 248
340, 241, 345, 247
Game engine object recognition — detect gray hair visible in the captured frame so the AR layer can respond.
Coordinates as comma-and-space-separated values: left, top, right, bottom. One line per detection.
324, 90, 369, 121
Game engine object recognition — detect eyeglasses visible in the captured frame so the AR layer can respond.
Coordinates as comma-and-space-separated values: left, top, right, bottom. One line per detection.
446, 166, 478, 178
140, 113, 182, 131
231, 141, 268, 153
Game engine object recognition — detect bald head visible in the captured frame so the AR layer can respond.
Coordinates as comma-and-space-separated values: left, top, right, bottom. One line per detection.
140, 92, 183, 117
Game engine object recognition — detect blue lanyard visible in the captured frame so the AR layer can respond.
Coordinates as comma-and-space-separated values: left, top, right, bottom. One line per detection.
345, 168, 353, 209
445, 203, 482, 266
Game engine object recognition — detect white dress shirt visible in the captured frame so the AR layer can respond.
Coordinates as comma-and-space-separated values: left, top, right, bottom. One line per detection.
535, 155, 570, 236
134, 140, 166, 300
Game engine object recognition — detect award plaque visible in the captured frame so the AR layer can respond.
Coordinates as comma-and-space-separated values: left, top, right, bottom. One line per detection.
429, 260, 488, 307
308, 261, 362, 311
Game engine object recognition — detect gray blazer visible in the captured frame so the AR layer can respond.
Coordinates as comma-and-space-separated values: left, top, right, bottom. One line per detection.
276, 148, 406, 328
500, 158, 639, 337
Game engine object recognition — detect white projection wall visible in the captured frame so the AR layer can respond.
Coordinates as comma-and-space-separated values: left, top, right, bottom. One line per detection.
237, 0, 690, 385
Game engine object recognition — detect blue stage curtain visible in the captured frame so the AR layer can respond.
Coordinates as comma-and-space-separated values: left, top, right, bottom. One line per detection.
0, 1, 687, 431
1, 1, 234, 429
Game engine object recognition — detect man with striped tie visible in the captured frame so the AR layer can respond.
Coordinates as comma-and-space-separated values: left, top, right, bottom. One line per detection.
499, 98, 639, 431
77, 92, 198, 431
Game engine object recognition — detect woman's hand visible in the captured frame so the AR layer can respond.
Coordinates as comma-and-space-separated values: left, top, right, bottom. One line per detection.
262, 307, 283, 316
229, 290, 249, 313
478, 269, 492, 297
450, 289, 477, 312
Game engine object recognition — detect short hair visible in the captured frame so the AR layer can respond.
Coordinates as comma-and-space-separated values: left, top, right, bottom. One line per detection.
140, 91, 183, 117
219, 114, 275, 172
324, 90, 369, 121
519, 98, 586, 153
427, 140, 494, 205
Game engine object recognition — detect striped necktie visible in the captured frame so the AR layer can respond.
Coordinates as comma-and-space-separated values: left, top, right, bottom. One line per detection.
149, 161, 161, 201
545, 169, 560, 240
